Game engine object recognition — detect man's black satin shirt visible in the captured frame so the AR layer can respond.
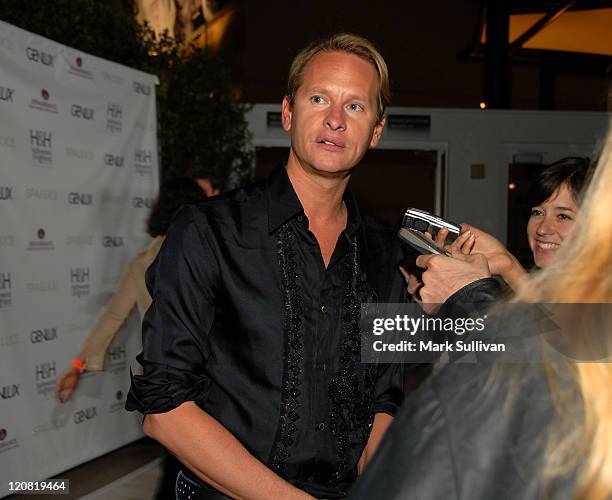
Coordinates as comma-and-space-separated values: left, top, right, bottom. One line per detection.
127, 167, 406, 498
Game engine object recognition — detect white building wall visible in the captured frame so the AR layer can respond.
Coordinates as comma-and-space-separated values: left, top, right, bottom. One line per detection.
247, 104, 609, 242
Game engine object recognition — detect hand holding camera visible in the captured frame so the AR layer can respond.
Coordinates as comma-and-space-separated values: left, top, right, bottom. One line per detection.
398, 209, 492, 309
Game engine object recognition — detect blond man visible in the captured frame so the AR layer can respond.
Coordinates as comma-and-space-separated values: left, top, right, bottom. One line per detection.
128, 34, 405, 499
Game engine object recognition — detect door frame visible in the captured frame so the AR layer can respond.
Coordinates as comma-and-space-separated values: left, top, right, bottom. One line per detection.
252, 136, 449, 217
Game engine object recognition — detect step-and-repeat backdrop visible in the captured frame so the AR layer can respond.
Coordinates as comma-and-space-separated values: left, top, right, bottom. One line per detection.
0, 20, 159, 496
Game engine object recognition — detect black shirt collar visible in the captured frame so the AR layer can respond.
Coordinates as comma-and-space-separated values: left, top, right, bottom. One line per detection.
343, 187, 362, 238
266, 166, 303, 234
266, 166, 362, 236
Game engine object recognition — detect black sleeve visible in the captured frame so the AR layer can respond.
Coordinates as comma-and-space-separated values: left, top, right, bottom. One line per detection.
126, 205, 219, 414
371, 242, 407, 416
439, 277, 502, 320
371, 362, 404, 416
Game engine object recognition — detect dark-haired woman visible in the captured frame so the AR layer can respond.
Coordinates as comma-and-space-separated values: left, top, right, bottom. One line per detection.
525, 157, 589, 269
54, 177, 209, 403
438, 157, 591, 292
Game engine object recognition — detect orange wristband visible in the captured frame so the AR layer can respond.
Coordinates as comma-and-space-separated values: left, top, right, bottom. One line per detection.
71, 358, 86, 372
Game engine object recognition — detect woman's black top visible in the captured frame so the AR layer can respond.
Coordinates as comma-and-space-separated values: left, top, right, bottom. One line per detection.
350, 282, 578, 500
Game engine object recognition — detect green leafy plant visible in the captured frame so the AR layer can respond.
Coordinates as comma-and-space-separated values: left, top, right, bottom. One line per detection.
159, 49, 254, 188
0, 0, 253, 189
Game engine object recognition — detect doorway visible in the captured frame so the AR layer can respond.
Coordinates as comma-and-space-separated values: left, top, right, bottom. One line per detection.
507, 162, 538, 269
255, 147, 441, 227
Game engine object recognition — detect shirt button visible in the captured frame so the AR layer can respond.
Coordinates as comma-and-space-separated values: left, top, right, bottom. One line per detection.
320, 305, 328, 314
316, 422, 326, 431
297, 215, 303, 222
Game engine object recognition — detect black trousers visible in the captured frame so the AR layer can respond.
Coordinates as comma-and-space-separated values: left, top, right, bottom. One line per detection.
175, 468, 231, 500
154, 454, 182, 500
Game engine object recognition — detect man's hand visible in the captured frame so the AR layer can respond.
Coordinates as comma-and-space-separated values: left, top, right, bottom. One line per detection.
358, 413, 393, 474
417, 250, 491, 304
401, 248, 491, 314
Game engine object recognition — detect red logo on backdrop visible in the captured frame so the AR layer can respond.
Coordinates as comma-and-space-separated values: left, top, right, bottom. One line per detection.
37, 228, 46, 240
41, 89, 49, 100
76, 57, 82, 68
0, 429, 6, 441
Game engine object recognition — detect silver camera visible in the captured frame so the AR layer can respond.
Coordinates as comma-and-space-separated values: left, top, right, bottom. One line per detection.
401, 208, 461, 243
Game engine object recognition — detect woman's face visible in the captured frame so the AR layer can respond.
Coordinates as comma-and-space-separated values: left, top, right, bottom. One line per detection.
527, 183, 579, 268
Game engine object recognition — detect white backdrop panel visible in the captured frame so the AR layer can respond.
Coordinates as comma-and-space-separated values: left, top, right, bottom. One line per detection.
0, 20, 159, 497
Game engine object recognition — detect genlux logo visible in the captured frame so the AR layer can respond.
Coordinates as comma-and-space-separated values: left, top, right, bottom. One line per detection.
104, 154, 124, 167
0, 86, 14, 102
30, 328, 58, 343
0, 384, 19, 400
133, 81, 151, 95
132, 196, 154, 208
102, 236, 124, 248
70, 104, 94, 120
74, 406, 97, 424
68, 192, 93, 205
0, 186, 12, 200
26, 47, 54, 66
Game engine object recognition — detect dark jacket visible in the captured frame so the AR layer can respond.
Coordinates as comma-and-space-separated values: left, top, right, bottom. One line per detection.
350, 278, 575, 500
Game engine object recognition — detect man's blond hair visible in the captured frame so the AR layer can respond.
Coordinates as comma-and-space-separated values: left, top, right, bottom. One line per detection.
286, 33, 390, 121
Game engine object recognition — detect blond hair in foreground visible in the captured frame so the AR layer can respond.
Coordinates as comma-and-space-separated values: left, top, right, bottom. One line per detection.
520, 127, 612, 499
